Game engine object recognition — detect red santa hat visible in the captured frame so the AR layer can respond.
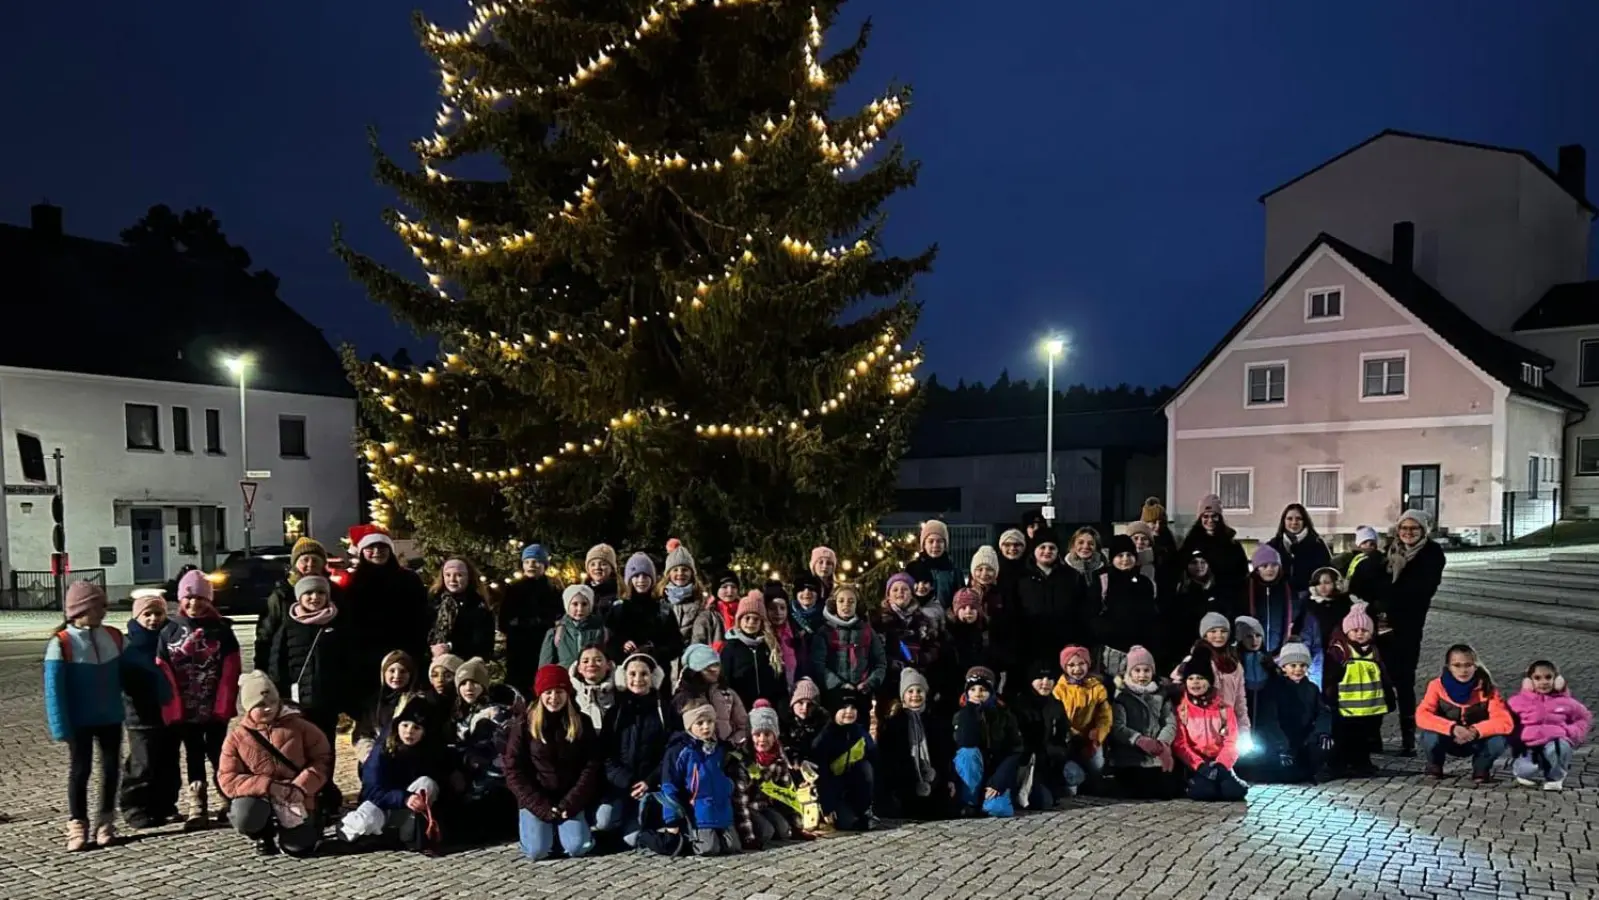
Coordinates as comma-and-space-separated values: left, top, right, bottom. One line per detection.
349, 524, 395, 552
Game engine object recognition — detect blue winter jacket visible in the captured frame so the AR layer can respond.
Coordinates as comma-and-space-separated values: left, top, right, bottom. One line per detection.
358, 738, 442, 810
44, 625, 125, 741
659, 731, 735, 830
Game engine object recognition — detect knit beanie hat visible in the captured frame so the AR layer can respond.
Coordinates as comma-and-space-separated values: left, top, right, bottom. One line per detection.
964, 666, 997, 692
1342, 601, 1375, 634
748, 699, 781, 736
430, 653, 464, 678
291, 536, 328, 565
562, 584, 595, 613
441, 558, 469, 579
1395, 509, 1432, 532
761, 579, 789, 604
1277, 642, 1312, 667
624, 552, 657, 584
899, 667, 930, 701
392, 695, 430, 728
885, 572, 915, 599
790, 677, 821, 708
920, 519, 950, 550
131, 590, 167, 621
1197, 494, 1223, 517
1199, 611, 1231, 637
1182, 653, 1215, 683
999, 528, 1027, 547
1250, 544, 1281, 568
585, 543, 617, 571
1354, 526, 1380, 546
1124, 645, 1156, 674
1107, 534, 1137, 559
1124, 521, 1152, 540
832, 683, 869, 714
952, 588, 982, 615
715, 572, 741, 593
969, 545, 999, 575
682, 703, 718, 732
63, 581, 108, 619
238, 670, 279, 713
683, 643, 719, 673
810, 546, 837, 568
1031, 526, 1060, 549
735, 591, 767, 624
1058, 644, 1091, 672
1233, 616, 1264, 642
521, 543, 550, 564
664, 542, 695, 575
294, 575, 331, 599
792, 572, 823, 597
534, 663, 573, 697
1140, 497, 1165, 524
455, 657, 490, 688
178, 569, 213, 602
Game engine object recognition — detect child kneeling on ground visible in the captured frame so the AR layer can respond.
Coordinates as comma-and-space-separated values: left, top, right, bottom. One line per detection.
1107, 646, 1180, 799
813, 685, 878, 831
219, 672, 332, 856
1173, 654, 1248, 801
504, 665, 601, 861
660, 703, 754, 855
1416, 644, 1512, 783
952, 666, 1024, 818
1051, 646, 1111, 795
1243, 642, 1330, 783
344, 696, 447, 853
1507, 659, 1590, 791
746, 701, 806, 845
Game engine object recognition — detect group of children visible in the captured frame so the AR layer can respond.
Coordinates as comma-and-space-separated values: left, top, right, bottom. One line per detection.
43, 514, 1592, 859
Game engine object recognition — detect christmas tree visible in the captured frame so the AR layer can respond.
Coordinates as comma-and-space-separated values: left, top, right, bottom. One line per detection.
340, 0, 932, 576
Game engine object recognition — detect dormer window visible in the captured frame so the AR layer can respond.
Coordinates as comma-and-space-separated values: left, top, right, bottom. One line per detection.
1522, 362, 1544, 387
1305, 287, 1343, 321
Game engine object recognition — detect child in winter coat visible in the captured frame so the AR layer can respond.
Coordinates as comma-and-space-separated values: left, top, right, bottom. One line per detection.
786, 574, 827, 684
784, 677, 828, 767
1092, 534, 1160, 678
504, 665, 602, 861
876, 573, 941, 707
661, 541, 704, 655
448, 657, 520, 840
1107, 645, 1180, 799
967, 545, 1008, 626
692, 573, 743, 653
767, 594, 799, 690
952, 666, 1024, 818
499, 544, 563, 696
539, 585, 609, 668
1508, 660, 1591, 791
813, 684, 878, 830
720, 592, 788, 713
1416, 644, 1513, 782
46, 582, 127, 850
427, 558, 497, 662
1305, 567, 1353, 655
908, 519, 957, 619
1322, 602, 1394, 776
1246, 642, 1331, 783
673, 643, 750, 748
1173, 654, 1248, 801
582, 544, 621, 615
811, 584, 887, 696
161, 569, 242, 832
218, 672, 333, 857
809, 546, 838, 601
1171, 612, 1252, 736
426, 653, 463, 731
353, 650, 418, 764
119, 591, 180, 829
661, 703, 755, 855
349, 696, 448, 853
1051, 645, 1111, 795
1234, 616, 1274, 724
607, 552, 680, 665
1243, 545, 1300, 654
597, 653, 676, 847
1012, 662, 1072, 809
876, 668, 954, 819
262, 575, 347, 749
1167, 550, 1227, 669
569, 646, 615, 732
746, 700, 805, 844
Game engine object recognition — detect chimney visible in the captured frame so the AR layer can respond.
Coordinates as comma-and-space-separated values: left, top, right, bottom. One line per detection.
1392, 221, 1414, 273
30, 202, 62, 237
1558, 144, 1587, 201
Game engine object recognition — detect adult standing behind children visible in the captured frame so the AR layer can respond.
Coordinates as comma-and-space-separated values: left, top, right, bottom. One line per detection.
1350, 510, 1445, 756
343, 525, 430, 700
1179, 495, 1248, 610
499, 544, 564, 696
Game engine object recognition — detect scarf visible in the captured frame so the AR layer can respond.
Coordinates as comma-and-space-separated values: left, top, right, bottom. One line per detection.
904, 706, 936, 797
823, 609, 858, 629
1065, 552, 1102, 576
1121, 678, 1160, 696
664, 583, 697, 606
729, 629, 764, 648
1282, 528, 1305, 545
1387, 536, 1428, 582
428, 591, 462, 646
754, 742, 782, 767
1442, 672, 1476, 705
291, 600, 337, 626
789, 596, 825, 634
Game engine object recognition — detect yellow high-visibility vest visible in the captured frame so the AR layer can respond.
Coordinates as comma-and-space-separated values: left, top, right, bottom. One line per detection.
1337, 646, 1386, 717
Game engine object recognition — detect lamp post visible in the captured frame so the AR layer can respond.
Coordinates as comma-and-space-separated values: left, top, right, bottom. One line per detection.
224, 355, 253, 553
1043, 338, 1066, 524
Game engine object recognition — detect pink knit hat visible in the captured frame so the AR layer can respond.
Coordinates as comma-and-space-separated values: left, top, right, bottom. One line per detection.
735, 590, 767, 624
178, 569, 213, 601
809, 546, 836, 568
63, 581, 107, 619
1342, 601, 1375, 634
131, 591, 168, 621
790, 677, 820, 708
1059, 644, 1091, 671
1124, 645, 1156, 674
920, 519, 949, 549
952, 587, 983, 615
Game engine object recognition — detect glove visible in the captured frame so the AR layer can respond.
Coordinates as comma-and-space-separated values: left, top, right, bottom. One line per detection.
1318, 734, 1334, 752
1134, 736, 1164, 756
1278, 753, 1297, 769
1156, 745, 1174, 773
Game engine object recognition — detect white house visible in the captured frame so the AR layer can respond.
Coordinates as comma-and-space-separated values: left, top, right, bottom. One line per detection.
0, 204, 360, 594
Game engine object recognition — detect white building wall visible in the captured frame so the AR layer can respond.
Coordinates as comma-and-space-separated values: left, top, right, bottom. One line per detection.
1501, 396, 1569, 538
0, 367, 358, 589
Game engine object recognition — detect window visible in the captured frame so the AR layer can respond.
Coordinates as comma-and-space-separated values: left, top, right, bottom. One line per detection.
1521, 362, 1544, 388
15, 432, 46, 483
1577, 438, 1599, 476
1361, 353, 1408, 400
1244, 362, 1287, 407
1300, 466, 1342, 511
278, 416, 308, 458
214, 507, 228, 552
282, 507, 311, 544
125, 403, 161, 450
1212, 469, 1253, 513
1581, 340, 1599, 386
172, 406, 192, 453
177, 507, 196, 554
205, 409, 223, 454
1305, 287, 1343, 321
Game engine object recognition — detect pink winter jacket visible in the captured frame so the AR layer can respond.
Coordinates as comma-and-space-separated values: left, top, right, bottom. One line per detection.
1508, 681, 1591, 748
1171, 651, 1251, 735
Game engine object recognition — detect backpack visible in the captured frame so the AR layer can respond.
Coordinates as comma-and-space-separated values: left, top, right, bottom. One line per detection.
54, 626, 122, 662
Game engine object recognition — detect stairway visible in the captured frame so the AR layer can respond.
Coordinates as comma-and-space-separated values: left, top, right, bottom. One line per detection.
1432, 550, 1599, 632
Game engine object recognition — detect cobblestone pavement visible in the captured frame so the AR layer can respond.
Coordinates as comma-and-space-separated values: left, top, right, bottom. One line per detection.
1, 612, 1596, 899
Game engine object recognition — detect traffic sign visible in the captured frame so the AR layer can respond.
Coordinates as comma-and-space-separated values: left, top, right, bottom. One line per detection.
1015, 492, 1050, 503
240, 480, 259, 514
245, 469, 273, 479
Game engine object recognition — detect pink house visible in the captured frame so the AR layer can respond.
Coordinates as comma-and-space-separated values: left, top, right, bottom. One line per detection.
1165, 131, 1594, 543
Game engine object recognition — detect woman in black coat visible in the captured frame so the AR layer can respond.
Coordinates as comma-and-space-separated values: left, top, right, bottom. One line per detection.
1010, 527, 1090, 689
1178, 495, 1249, 612
343, 528, 431, 710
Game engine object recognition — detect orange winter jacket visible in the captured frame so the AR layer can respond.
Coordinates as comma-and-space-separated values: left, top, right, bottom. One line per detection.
218, 711, 333, 808
1051, 675, 1113, 745
1414, 677, 1513, 739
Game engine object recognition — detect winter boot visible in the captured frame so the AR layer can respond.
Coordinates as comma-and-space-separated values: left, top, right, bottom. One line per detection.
183, 781, 211, 832
93, 814, 118, 848
65, 819, 89, 852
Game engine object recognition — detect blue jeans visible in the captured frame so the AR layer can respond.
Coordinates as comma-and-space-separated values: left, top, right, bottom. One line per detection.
953, 748, 1015, 818
593, 795, 643, 847
1062, 745, 1104, 792
1419, 731, 1508, 775
1512, 739, 1573, 783
518, 809, 594, 861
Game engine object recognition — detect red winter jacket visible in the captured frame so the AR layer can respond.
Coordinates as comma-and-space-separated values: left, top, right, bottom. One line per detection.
1174, 690, 1239, 770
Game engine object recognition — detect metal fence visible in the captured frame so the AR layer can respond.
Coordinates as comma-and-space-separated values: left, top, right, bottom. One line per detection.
4, 569, 108, 611
1502, 488, 1599, 547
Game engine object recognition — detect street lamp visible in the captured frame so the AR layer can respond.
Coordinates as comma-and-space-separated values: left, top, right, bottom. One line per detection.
1042, 338, 1066, 524
223, 355, 253, 553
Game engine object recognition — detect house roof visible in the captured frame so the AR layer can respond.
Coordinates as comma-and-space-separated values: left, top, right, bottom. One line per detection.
0, 222, 354, 398
904, 407, 1165, 459
1164, 233, 1587, 414
1257, 129, 1596, 217
1512, 281, 1599, 332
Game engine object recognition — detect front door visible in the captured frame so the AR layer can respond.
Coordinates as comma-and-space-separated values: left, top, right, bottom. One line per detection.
1400, 465, 1441, 528
130, 508, 165, 583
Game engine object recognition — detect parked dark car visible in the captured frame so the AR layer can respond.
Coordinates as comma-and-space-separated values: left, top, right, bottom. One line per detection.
207, 545, 293, 616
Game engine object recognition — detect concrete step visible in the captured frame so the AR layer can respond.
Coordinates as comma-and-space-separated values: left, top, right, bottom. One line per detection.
1548, 551, 1599, 564
1448, 557, 1599, 577
1433, 577, 1599, 610
1440, 567, 1599, 593
1431, 591, 1599, 633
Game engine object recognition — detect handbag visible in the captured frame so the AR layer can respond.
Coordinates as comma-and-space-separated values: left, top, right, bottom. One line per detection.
245, 728, 342, 825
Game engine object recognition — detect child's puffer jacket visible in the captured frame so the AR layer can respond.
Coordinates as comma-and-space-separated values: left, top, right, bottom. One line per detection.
1173, 691, 1239, 770
1050, 675, 1113, 745
1508, 679, 1592, 748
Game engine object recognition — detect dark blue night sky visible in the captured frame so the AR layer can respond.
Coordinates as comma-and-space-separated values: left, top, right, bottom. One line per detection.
4, 1, 1595, 391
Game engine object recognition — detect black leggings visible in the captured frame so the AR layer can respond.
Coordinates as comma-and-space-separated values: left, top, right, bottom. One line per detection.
1380, 630, 1423, 738
67, 724, 122, 821
180, 722, 227, 786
